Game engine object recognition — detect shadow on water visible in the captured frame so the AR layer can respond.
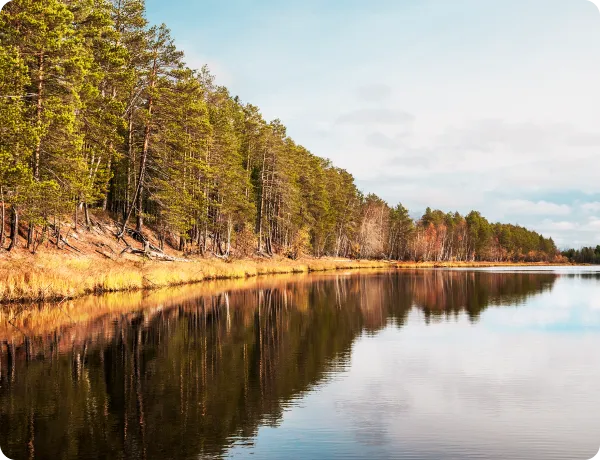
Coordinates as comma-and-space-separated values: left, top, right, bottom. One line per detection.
0, 270, 557, 460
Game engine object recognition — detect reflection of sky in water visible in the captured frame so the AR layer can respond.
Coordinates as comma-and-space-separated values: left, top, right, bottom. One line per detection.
226, 271, 600, 460
483, 276, 600, 333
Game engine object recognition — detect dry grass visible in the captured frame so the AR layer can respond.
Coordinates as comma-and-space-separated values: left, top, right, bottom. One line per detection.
0, 276, 298, 344
0, 270, 391, 345
0, 252, 390, 303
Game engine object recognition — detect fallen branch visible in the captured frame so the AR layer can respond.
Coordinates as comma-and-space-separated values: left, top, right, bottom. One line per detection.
95, 249, 115, 260
114, 224, 164, 254
94, 241, 117, 254
119, 245, 183, 261
59, 235, 81, 253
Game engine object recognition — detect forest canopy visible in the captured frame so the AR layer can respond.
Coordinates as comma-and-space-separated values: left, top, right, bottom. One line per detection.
0, 0, 560, 262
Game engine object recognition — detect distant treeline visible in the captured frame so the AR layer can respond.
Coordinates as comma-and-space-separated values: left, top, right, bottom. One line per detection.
561, 247, 600, 265
0, 0, 560, 262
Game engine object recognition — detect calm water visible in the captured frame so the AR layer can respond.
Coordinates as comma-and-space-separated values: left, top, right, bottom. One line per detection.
0, 269, 599, 460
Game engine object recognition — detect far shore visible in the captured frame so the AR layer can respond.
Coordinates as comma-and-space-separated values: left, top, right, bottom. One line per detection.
394, 261, 581, 269
0, 253, 581, 305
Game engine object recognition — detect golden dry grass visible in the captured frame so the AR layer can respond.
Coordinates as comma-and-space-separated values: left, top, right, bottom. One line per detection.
0, 252, 390, 303
0, 270, 388, 345
0, 276, 284, 344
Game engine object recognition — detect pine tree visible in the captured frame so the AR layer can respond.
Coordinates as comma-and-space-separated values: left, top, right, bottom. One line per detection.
388, 204, 413, 260
0, 42, 35, 250
149, 68, 210, 250
119, 23, 183, 235
68, 0, 126, 228
104, 0, 147, 217
2, 0, 92, 248
206, 88, 253, 255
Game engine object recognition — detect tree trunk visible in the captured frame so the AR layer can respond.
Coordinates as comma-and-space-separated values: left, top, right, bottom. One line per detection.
135, 59, 157, 234
33, 52, 44, 180
124, 112, 134, 221
226, 217, 232, 257
84, 203, 91, 228
102, 148, 112, 211
214, 232, 222, 256
55, 222, 61, 249
24, 52, 44, 253
257, 150, 267, 252
120, 56, 156, 237
27, 223, 34, 250
32, 225, 46, 254
0, 187, 5, 249
8, 207, 18, 251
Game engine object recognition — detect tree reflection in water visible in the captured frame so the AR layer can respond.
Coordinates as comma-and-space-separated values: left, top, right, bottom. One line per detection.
0, 270, 557, 460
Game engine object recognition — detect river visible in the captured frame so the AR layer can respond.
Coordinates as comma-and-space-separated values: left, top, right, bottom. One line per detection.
0, 268, 599, 459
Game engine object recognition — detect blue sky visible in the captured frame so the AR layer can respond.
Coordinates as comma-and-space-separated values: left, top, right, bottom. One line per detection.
145, 0, 600, 248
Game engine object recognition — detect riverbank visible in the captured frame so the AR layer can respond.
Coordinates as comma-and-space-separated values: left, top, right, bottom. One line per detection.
1, 209, 577, 303
0, 267, 562, 356
394, 261, 577, 269
0, 274, 343, 345
0, 252, 577, 304
0, 253, 392, 303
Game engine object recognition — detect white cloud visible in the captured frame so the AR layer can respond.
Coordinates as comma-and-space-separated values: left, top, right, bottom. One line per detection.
438, 119, 572, 153
499, 200, 571, 216
566, 131, 600, 146
366, 132, 399, 150
357, 84, 393, 103
581, 202, 600, 213
336, 108, 415, 125
585, 218, 600, 231
538, 220, 577, 231
531, 217, 600, 248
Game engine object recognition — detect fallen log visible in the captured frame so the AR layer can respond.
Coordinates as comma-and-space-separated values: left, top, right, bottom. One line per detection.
114, 224, 164, 254
61, 237, 81, 253
120, 245, 187, 262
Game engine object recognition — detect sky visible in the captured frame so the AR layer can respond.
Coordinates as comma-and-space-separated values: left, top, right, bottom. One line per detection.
144, 0, 600, 248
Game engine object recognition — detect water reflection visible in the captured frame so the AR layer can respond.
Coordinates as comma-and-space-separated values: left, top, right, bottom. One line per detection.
0, 270, 571, 459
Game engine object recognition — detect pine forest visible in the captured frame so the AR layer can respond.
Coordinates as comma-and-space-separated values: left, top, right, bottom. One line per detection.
0, 0, 560, 263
